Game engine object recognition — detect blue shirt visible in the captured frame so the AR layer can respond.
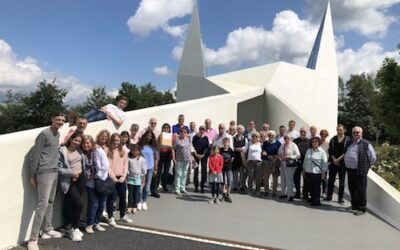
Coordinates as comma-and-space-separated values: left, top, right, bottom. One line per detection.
172, 124, 190, 134
344, 140, 376, 169
141, 145, 155, 170
261, 140, 281, 160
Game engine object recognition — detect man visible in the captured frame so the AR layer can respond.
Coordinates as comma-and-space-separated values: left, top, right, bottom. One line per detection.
27, 113, 66, 250
139, 118, 160, 138
203, 118, 217, 145
61, 116, 88, 145
243, 120, 257, 140
309, 125, 320, 139
293, 127, 310, 199
172, 114, 190, 135
213, 123, 233, 149
287, 120, 300, 140
344, 126, 376, 215
276, 125, 286, 144
325, 124, 350, 204
261, 123, 270, 132
86, 95, 128, 126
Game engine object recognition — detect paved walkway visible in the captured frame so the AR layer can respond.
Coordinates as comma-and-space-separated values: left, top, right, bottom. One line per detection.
15, 186, 400, 250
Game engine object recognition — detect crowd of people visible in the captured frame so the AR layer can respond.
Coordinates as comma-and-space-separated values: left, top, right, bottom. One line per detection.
26, 102, 377, 250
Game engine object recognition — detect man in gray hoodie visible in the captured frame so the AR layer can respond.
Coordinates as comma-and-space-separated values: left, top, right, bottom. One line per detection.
28, 113, 65, 250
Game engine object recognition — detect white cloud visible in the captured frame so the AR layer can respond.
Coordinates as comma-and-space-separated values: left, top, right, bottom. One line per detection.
55, 76, 92, 105
337, 42, 400, 81
0, 39, 44, 87
306, 0, 400, 38
127, 0, 194, 37
154, 66, 172, 76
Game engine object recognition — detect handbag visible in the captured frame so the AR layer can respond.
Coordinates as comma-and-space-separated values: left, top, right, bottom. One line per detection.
94, 176, 115, 195
286, 160, 298, 168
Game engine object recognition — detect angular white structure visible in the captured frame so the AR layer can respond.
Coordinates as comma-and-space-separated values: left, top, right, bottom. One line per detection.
178, 1, 338, 135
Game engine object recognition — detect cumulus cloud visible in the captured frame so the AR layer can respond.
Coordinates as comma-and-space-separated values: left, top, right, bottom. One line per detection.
154, 66, 172, 76
127, 0, 194, 37
306, 0, 400, 38
0, 38, 94, 105
336, 42, 400, 81
0, 39, 44, 87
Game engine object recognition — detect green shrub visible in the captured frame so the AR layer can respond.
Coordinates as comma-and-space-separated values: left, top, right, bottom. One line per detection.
372, 144, 400, 191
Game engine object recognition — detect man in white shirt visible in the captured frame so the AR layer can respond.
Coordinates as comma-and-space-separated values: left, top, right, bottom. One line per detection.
86, 96, 128, 126
287, 120, 300, 140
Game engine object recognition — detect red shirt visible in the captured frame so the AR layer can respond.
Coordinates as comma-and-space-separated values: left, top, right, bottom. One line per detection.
208, 154, 223, 173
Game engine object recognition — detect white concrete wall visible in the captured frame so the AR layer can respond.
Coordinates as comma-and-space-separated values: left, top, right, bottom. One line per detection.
0, 89, 262, 249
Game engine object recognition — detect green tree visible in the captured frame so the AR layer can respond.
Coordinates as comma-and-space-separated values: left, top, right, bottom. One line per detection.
339, 73, 382, 141
375, 58, 400, 142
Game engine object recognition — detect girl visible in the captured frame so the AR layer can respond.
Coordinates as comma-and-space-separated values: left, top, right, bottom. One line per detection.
220, 138, 234, 202
208, 146, 224, 204
58, 131, 85, 242
127, 144, 147, 214
82, 135, 109, 234
138, 130, 158, 210
120, 130, 130, 153
106, 133, 132, 226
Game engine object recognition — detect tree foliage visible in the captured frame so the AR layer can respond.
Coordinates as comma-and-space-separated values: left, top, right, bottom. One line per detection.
73, 86, 113, 115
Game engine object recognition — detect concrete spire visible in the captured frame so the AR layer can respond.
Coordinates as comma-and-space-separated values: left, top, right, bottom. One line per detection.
177, 0, 206, 78
306, 0, 338, 78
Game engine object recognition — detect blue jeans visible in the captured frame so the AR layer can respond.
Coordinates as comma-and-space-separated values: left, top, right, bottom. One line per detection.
86, 187, 106, 226
86, 109, 106, 122
141, 169, 153, 202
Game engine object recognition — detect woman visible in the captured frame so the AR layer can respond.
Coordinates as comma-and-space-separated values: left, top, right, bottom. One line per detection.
192, 125, 209, 193
172, 128, 191, 195
157, 123, 174, 192
278, 135, 300, 201
82, 135, 109, 234
303, 137, 328, 206
106, 133, 131, 226
138, 130, 158, 210
232, 125, 247, 192
319, 129, 330, 196
120, 130, 130, 153
130, 123, 140, 145
245, 132, 262, 195
96, 129, 110, 150
58, 131, 85, 242
261, 130, 281, 196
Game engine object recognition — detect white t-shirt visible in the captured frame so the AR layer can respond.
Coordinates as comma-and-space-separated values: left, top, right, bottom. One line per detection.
245, 142, 262, 161
287, 130, 300, 140
105, 104, 126, 122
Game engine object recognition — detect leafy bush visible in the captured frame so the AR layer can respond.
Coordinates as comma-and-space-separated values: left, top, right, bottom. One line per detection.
372, 144, 400, 191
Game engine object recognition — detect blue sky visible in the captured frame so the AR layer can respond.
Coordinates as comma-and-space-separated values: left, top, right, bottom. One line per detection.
0, 0, 399, 104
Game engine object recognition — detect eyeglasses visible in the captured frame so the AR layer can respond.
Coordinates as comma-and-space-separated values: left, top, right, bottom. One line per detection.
150, 122, 157, 125
353, 131, 360, 134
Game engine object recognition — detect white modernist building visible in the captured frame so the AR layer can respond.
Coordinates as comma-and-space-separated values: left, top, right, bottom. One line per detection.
0, 1, 399, 249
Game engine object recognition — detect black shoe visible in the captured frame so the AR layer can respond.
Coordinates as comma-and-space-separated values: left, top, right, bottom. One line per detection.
278, 195, 288, 199
288, 197, 294, 202
310, 202, 321, 206
294, 193, 301, 199
163, 186, 169, 192
353, 210, 366, 216
225, 196, 232, 203
240, 187, 245, 192
264, 192, 269, 196
194, 187, 198, 193
323, 197, 332, 201
151, 193, 160, 198
338, 199, 345, 204
200, 188, 204, 194
233, 188, 238, 192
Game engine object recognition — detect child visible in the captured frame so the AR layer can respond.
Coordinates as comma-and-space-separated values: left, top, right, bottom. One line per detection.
120, 131, 130, 153
220, 138, 234, 202
208, 145, 224, 204
127, 145, 147, 214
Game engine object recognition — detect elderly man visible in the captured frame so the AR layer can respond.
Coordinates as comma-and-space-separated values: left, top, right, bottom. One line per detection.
344, 126, 376, 215
293, 127, 310, 199
139, 118, 160, 138
204, 118, 217, 145
244, 120, 257, 140
213, 123, 233, 149
172, 114, 190, 135
287, 120, 300, 140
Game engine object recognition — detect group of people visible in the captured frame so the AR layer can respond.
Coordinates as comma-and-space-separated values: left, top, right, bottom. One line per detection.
26, 104, 377, 250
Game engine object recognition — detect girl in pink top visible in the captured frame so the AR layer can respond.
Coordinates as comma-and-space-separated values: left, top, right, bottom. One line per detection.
208, 146, 224, 204
105, 133, 131, 226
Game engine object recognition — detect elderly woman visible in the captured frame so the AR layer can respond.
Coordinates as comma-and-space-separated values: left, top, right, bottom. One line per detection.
58, 131, 85, 242
130, 123, 140, 145
261, 130, 281, 196
278, 134, 300, 201
245, 132, 262, 194
303, 137, 328, 206
232, 125, 248, 192
172, 127, 192, 195
81, 135, 109, 234
319, 129, 329, 197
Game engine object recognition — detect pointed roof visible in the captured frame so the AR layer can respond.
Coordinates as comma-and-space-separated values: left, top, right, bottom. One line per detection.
306, 1, 338, 78
177, 1, 206, 78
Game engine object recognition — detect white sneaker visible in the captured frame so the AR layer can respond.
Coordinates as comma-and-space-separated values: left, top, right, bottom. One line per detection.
41, 229, 62, 239
137, 202, 142, 211
94, 224, 106, 232
121, 215, 133, 223
76, 229, 84, 237
27, 239, 39, 250
70, 229, 82, 242
85, 225, 94, 234
102, 210, 109, 219
142, 202, 148, 210
108, 217, 117, 227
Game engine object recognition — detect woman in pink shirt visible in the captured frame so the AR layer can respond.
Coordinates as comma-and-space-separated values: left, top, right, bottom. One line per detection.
105, 133, 131, 226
